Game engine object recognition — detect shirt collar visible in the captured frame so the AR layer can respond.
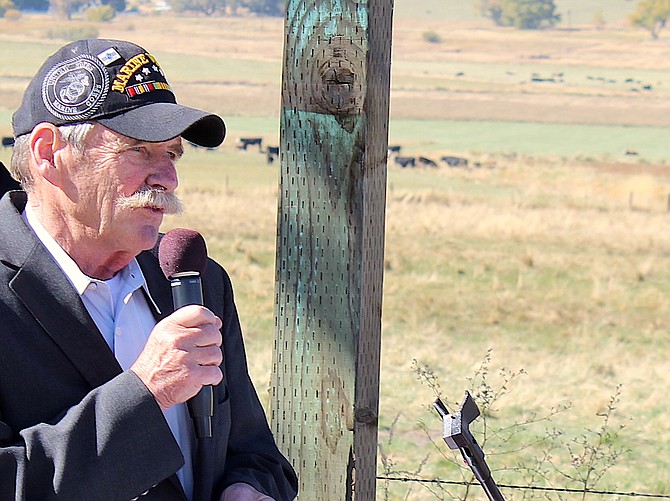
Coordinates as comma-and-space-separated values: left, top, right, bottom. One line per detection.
22, 204, 161, 313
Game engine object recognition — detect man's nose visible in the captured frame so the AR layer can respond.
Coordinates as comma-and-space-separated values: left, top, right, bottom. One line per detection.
147, 157, 178, 192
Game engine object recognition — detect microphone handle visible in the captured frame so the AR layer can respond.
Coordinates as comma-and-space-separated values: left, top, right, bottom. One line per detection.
170, 272, 214, 439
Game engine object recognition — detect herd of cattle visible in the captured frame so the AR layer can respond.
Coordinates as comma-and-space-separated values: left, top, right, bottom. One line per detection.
386, 145, 474, 169
0, 134, 490, 171
235, 137, 489, 170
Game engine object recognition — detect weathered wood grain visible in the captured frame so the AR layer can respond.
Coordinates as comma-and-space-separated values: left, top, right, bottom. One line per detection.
271, 0, 393, 499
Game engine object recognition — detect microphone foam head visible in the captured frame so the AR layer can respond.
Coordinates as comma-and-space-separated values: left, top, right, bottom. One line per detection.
158, 228, 208, 278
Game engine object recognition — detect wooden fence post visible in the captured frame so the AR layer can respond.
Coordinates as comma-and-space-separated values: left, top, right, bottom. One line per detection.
270, 0, 393, 499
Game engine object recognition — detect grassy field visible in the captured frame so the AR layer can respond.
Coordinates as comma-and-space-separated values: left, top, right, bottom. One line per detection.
395, 0, 636, 24
1, 3, 670, 499
152, 149, 670, 500
159, 150, 670, 500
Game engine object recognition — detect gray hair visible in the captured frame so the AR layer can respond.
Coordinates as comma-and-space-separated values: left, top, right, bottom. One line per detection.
10, 122, 94, 191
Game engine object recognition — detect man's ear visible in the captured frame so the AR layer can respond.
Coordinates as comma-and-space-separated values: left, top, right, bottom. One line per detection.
30, 122, 67, 188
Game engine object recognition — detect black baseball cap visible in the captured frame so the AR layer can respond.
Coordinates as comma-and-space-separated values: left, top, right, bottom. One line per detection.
12, 38, 226, 148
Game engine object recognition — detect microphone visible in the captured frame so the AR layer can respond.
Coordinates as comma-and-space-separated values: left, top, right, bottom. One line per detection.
158, 228, 214, 439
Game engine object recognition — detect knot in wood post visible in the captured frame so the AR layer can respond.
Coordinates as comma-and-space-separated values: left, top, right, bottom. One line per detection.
311, 36, 365, 116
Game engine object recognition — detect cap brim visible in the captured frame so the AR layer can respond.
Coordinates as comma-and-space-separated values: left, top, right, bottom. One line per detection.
97, 102, 226, 148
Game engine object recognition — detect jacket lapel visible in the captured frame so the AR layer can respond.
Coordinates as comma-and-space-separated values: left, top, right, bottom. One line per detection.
137, 249, 173, 322
1, 195, 189, 500
1, 193, 121, 389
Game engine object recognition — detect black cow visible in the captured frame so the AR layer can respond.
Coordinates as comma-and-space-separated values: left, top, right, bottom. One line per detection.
441, 155, 468, 168
267, 146, 280, 164
418, 156, 438, 168
237, 137, 263, 151
2, 137, 14, 148
394, 156, 416, 168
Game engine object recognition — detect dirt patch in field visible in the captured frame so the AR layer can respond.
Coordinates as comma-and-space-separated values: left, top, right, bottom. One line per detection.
391, 87, 670, 126
586, 161, 670, 178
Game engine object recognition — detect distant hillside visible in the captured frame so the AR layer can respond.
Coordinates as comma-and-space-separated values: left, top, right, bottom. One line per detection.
394, 0, 636, 26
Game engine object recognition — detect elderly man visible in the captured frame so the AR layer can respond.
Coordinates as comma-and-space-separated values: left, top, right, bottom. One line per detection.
0, 38, 297, 501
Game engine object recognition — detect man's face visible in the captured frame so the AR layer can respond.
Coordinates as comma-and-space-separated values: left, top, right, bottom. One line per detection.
63, 123, 183, 257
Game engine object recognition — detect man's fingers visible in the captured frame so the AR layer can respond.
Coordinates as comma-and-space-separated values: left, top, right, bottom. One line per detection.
165, 305, 223, 349
131, 305, 224, 410
169, 304, 223, 330
189, 344, 224, 367
196, 365, 224, 386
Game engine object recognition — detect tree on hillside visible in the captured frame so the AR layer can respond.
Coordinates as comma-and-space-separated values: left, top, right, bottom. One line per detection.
630, 0, 670, 39
84, 2, 116, 20
477, 0, 560, 29
102, 0, 126, 14
167, 0, 283, 15
0, 0, 15, 16
168, 0, 227, 15
501, 0, 560, 29
240, 0, 283, 16
168, 0, 283, 15
476, 0, 504, 25
49, 0, 85, 19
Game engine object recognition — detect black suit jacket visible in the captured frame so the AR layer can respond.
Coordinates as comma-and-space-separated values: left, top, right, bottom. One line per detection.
0, 161, 20, 197
0, 192, 297, 501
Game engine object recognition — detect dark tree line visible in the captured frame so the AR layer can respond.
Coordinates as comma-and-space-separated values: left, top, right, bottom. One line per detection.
167, 0, 284, 16
5, 0, 280, 16
476, 0, 560, 29
6, 0, 124, 14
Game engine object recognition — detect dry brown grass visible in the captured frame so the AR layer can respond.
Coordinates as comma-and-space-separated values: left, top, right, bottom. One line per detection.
378, 156, 670, 496
154, 150, 670, 496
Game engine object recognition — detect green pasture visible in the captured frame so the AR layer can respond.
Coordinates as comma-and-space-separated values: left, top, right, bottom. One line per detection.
391, 58, 670, 97
393, 0, 459, 21
554, 0, 637, 25
165, 116, 670, 162
155, 52, 281, 85
0, 39, 61, 74
3, 112, 667, 164
0, 38, 281, 89
389, 119, 670, 161
397, 0, 636, 24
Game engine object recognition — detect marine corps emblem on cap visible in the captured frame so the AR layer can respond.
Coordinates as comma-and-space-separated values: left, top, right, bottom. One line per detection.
41, 54, 109, 122
110, 52, 172, 98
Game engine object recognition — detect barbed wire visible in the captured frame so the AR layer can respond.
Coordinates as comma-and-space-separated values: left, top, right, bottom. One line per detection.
377, 475, 670, 499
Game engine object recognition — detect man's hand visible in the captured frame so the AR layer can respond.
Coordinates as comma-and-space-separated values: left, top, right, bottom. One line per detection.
221, 483, 274, 501
131, 305, 223, 411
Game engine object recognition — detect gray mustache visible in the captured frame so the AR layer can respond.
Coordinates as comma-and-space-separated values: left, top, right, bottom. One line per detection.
116, 188, 184, 215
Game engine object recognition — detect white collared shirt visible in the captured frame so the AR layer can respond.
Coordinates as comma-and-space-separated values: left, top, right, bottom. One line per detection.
23, 206, 194, 500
